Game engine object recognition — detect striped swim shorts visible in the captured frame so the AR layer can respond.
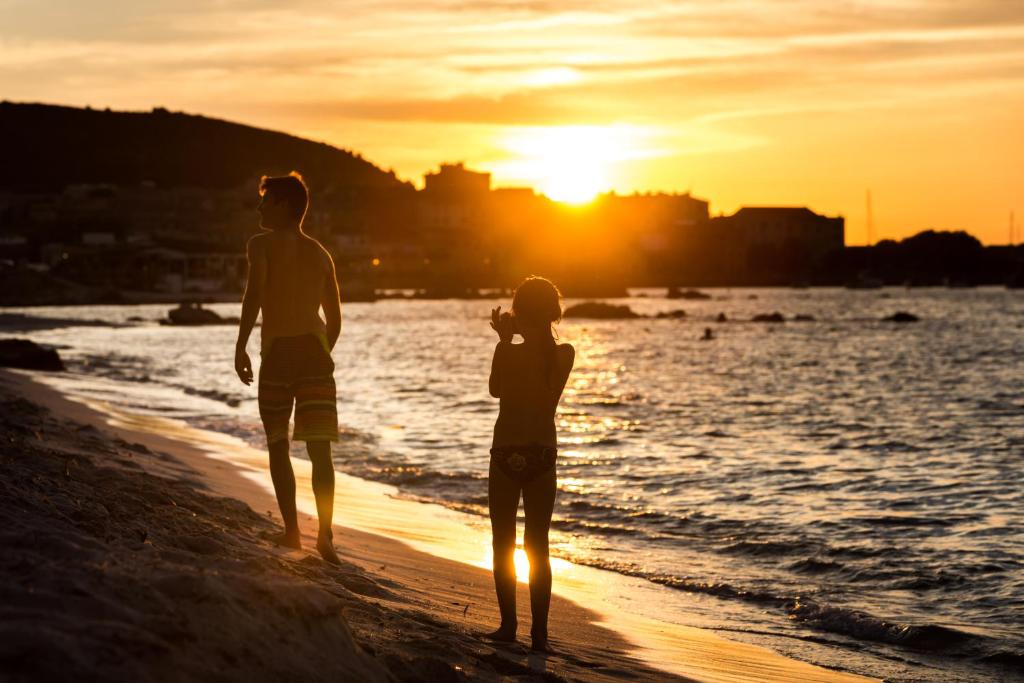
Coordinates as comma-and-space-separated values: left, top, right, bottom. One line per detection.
258, 333, 338, 443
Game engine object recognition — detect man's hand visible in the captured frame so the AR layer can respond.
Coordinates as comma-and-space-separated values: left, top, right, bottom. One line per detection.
235, 346, 254, 385
490, 306, 515, 343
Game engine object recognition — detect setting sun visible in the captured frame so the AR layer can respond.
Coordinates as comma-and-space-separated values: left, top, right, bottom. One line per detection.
496, 125, 648, 204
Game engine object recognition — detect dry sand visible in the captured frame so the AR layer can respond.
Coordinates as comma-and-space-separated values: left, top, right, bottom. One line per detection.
0, 368, 878, 682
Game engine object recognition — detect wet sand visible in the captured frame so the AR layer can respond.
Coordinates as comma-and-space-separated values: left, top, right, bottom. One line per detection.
0, 368, 876, 682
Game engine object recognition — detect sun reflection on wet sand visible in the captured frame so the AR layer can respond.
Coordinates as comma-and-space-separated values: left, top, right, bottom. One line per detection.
475, 547, 575, 584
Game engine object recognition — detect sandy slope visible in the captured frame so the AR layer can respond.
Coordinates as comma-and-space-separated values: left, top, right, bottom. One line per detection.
0, 368, 877, 682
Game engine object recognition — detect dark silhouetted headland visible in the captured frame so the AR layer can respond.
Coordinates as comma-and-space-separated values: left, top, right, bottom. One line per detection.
1, 102, 1021, 304
0, 101, 406, 191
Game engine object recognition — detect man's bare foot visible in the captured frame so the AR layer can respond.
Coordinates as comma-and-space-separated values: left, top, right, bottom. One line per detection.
270, 530, 301, 550
317, 534, 341, 565
482, 625, 517, 642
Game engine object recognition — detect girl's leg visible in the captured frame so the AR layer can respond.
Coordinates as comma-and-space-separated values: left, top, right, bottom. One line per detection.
488, 459, 521, 640
522, 464, 556, 651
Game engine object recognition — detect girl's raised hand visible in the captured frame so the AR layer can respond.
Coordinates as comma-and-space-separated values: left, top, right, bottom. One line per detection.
490, 306, 514, 343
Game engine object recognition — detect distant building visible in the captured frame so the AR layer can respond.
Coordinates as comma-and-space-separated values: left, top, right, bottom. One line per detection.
418, 164, 491, 241
717, 206, 843, 253
710, 207, 844, 284
598, 192, 710, 253
423, 163, 491, 199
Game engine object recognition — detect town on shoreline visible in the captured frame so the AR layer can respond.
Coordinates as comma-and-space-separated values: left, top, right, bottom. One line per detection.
2, 103, 1022, 306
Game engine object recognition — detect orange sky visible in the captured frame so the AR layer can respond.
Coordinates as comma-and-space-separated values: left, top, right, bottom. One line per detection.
2, 0, 1022, 244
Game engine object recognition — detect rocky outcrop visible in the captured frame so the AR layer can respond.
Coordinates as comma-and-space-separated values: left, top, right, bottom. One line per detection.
667, 287, 711, 300
563, 302, 641, 319
161, 302, 239, 326
0, 339, 65, 371
655, 309, 687, 319
882, 311, 919, 323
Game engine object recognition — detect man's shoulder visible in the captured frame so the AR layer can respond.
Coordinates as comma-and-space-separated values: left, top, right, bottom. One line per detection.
246, 232, 269, 253
301, 234, 330, 252
302, 235, 334, 267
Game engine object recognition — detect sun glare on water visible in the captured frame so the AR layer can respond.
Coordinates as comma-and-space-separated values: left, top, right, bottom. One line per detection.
498, 125, 647, 205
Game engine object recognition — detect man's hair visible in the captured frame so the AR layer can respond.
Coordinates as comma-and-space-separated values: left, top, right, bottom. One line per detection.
259, 171, 309, 223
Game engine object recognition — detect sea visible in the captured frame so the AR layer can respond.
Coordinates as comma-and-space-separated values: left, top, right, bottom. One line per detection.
2, 287, 1022, 682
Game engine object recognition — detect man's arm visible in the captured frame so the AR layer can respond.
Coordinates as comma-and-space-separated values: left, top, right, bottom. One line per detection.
235, 236, 266, 384
321, 251, 342, 350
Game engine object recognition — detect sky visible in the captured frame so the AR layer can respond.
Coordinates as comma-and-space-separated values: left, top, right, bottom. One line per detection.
2, 0, 1022, 244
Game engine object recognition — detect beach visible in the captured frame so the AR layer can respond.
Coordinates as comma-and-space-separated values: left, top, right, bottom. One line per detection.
2, 288, 1022, 682
0, 366, 878, 682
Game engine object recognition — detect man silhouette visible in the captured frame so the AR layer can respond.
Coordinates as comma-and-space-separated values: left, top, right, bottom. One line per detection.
234, 172, 342, 564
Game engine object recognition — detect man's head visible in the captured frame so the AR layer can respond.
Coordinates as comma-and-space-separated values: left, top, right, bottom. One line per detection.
257, 172, 308, 230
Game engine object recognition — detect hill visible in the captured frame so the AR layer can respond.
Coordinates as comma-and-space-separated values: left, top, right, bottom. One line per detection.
0, 101, 406, 191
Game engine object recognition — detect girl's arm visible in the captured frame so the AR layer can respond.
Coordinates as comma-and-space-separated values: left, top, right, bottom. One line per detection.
489, 342, 508, 398
488, 306, 515, 398
547, 343, 575, 396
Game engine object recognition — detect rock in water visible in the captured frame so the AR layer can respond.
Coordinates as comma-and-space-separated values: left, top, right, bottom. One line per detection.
883, 311, 920, 323
0, 339, 65, 371
667, 287, 711, 300
563, 302, 641, 319
752, 312, 785, 323
162, 302, 238, 325
655, 309, 687, 319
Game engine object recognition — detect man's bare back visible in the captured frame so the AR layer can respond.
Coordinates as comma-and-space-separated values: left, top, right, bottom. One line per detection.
248, 231, 336, 348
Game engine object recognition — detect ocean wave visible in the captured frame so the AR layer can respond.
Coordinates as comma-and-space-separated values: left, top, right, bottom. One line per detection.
788, 557, 847, 574
720, 539, 808, 557
851, 515, 956, 528
786, 599, 979, 652
576, 560, 1023, 670
348, 462, 485, 490
182, 387, 244, 408
552, 519, 654, 538
70, 354, 159, 383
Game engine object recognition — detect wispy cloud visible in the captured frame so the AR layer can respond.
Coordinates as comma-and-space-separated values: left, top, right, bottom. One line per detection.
1, 0, 1022, 241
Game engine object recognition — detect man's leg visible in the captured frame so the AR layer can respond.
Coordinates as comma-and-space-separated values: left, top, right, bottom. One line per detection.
306, 441, 340, 565
268, 437, 301, 548
259, 363, 300, 549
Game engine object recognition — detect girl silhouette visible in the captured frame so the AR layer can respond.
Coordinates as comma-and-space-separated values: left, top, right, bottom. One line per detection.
486, 276, 575, 652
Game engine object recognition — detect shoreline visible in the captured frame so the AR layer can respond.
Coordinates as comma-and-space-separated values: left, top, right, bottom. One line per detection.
4, 367, 876, 682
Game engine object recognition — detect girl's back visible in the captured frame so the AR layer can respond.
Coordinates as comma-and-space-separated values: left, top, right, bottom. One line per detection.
492, 340, 574, 448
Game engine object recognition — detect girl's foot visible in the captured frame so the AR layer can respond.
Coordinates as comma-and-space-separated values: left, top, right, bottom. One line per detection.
482, 625, 518, 642
531, 630, 554, 653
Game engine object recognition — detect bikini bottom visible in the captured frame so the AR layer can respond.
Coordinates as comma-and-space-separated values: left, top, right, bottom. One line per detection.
489, 444, 557, 485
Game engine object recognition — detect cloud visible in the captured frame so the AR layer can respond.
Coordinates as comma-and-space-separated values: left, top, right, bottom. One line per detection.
1, 0, 1022, 242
